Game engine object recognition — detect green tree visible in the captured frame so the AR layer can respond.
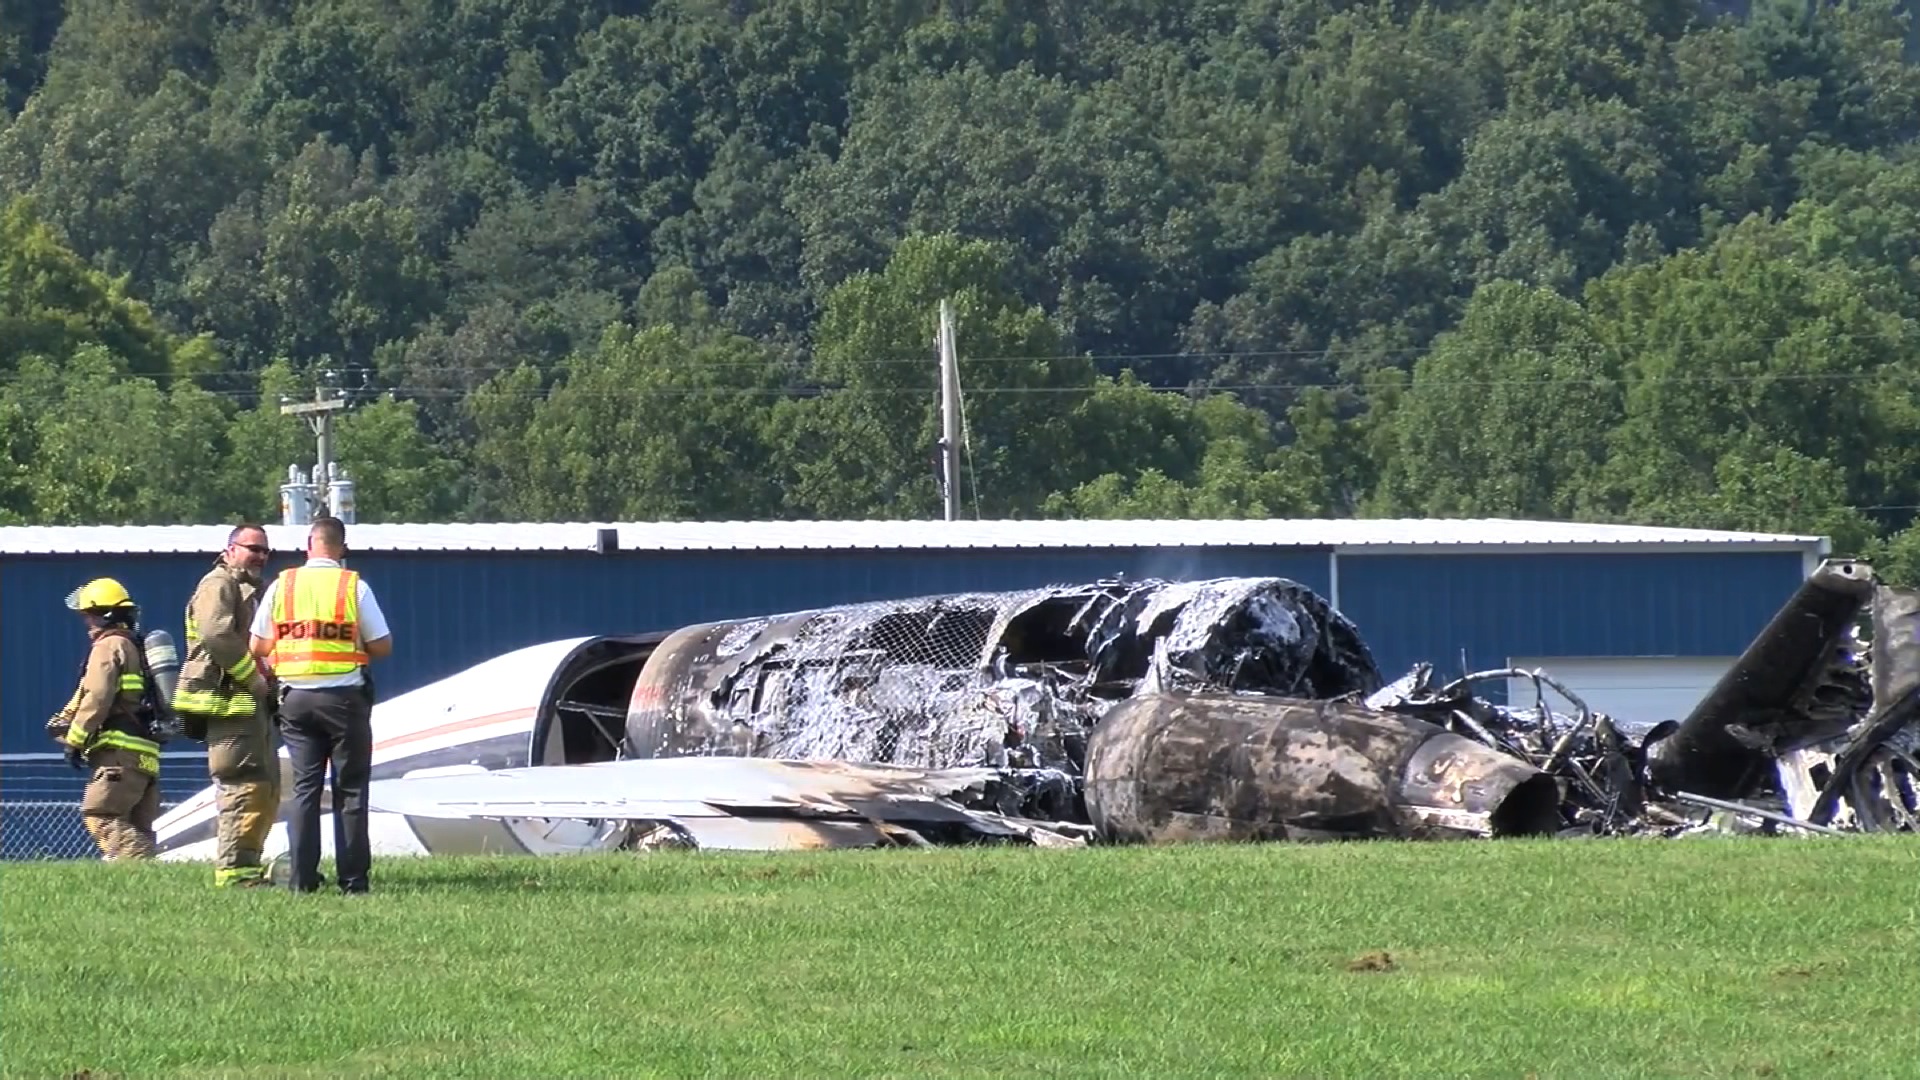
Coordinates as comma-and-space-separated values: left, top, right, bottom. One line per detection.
1376, 281, 1621, 519
1418, 101, 1684, 294
0, 347, 232, 524
0, 198, 219, 376
471, 267, 789, 520
772, 232, 1092, 518
1045, 390, 1318, 519
788, 64, 1219, 357
182, 138, 442, 373
532, 12, 733, 254
0, 73, 263, 309
8, 0, 1920, 537
1586, 212, 1916, 542
0, 0, 63, 113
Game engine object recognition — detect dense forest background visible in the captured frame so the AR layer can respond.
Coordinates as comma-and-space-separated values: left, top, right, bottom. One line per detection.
6, 0, 1920, 569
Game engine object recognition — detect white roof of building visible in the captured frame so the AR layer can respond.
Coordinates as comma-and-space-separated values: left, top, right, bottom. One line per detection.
0, 518, 1828, 555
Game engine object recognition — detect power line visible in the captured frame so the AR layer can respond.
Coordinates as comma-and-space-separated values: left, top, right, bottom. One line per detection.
11, 371, 1920, 398
8, 324, 1919, 382
26, 351, 1920, 378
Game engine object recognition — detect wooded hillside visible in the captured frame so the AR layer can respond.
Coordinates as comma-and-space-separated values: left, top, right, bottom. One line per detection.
6, 1, 1920, 571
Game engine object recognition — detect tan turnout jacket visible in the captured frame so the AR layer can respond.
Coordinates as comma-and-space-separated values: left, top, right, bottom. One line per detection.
175, 561, 264, 722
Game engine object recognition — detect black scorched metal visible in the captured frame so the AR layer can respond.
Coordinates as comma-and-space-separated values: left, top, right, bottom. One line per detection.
1082, 693, 1564, 842
620, 577, 1383, 778
1645, 559, 1875, 798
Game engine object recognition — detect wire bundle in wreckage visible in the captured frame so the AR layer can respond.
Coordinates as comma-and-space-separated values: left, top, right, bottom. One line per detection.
1362, 559, 1920, 839
1362, 664, 1667, 835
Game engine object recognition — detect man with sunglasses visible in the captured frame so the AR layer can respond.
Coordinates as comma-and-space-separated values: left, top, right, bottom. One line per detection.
174, 522, 281, 888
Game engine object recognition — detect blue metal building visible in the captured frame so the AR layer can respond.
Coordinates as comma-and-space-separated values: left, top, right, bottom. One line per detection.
1, 517, 1825, 856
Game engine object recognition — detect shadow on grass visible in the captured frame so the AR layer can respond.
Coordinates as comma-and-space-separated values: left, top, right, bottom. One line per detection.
334, 851, 862, 897
343, 856, 696, 896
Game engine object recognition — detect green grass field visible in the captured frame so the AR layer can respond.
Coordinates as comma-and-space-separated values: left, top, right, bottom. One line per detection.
4, 836, 1917, 1079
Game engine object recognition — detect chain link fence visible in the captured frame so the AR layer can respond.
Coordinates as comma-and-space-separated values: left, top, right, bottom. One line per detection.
5, 801, 107, 859
2, 753, 199, 860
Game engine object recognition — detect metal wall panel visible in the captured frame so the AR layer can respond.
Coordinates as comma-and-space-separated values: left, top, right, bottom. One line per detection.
1334, 550, 1808, 699
1, 546, 1327, 770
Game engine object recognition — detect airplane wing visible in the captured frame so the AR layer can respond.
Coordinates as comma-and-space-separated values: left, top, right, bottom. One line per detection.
363, 756, 1090, 850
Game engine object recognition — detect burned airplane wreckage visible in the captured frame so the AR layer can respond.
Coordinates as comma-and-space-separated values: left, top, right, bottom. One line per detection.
592, 565, 1918, 844
152, 566, 1920, 861
595, 574, 1581, 844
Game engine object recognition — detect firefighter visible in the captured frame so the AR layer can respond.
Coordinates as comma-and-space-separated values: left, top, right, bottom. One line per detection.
175, 523, 280, 887
45, 578, 164, 860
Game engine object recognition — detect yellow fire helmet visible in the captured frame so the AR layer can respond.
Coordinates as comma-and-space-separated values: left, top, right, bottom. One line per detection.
66, 577, 136, 613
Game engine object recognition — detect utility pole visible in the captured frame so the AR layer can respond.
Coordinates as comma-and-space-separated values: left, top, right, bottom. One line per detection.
280, 384, 355, 524
937, 299, 961, 522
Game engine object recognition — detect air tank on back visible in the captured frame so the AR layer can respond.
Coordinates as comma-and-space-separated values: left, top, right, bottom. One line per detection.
143, 628, 182, 738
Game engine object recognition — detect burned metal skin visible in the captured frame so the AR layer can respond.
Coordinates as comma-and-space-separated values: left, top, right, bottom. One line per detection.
1646, 559, 1876, 798
620, 578, 1383, 786
1870, 584, 1920, 708
1082, 693, 1564, 844
154, 564, 1920, 861
1786, 584, 1920, 829
1366, 663, 1653, 834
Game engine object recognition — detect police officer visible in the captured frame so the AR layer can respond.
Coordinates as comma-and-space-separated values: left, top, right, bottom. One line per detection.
249, 516, 392, 894
46, 578, 164, 860
176, 522, 280, 887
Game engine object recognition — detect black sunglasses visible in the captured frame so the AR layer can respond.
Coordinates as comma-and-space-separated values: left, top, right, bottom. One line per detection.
234, 543, 271, 555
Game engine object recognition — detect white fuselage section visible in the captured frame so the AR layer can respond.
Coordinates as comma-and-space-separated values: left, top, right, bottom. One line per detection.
153, 638, 595, 862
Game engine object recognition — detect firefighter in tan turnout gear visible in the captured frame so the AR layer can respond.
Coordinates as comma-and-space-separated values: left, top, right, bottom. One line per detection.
174, 523, 281, 887
45, 578, 165, 860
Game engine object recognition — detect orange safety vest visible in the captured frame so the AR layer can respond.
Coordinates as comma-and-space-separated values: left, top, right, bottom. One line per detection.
268, 566, 368, 678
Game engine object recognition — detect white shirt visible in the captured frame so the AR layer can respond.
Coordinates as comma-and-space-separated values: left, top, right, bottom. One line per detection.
251, 558, 391, 688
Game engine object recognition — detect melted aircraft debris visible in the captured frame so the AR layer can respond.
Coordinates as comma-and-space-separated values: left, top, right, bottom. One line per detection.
618, 576, 1384, 828
598, 562, 1919, 845
1360, 559, 1919, 839
365, 757, 1098, 852
1083, 692, 1565, 843
159, 565, 1920, 862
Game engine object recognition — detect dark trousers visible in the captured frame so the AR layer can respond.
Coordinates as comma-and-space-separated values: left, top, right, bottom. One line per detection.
279, 685, 373, 892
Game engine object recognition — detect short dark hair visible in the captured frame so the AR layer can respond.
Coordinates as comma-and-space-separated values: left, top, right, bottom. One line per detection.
309, 516, 347, 553
228, 522, 266, 545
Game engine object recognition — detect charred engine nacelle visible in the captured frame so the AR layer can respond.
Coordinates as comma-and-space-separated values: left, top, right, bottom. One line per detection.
624, 617, 790, 760
1082, 693, 1564, 843
620, 606, 1003, 764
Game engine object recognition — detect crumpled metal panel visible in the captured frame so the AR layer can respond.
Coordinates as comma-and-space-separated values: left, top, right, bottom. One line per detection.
1646, 559, 1876, 797
255, 560, 1920, 855
621, 577, 1382, 803
367, 756, 1090, 850
1774, 584, 1920, 830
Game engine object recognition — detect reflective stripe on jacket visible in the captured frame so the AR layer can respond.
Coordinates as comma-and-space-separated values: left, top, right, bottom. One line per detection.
269, 566, 367, 678
175, 563, 261, 720
62, 629, 161, 775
